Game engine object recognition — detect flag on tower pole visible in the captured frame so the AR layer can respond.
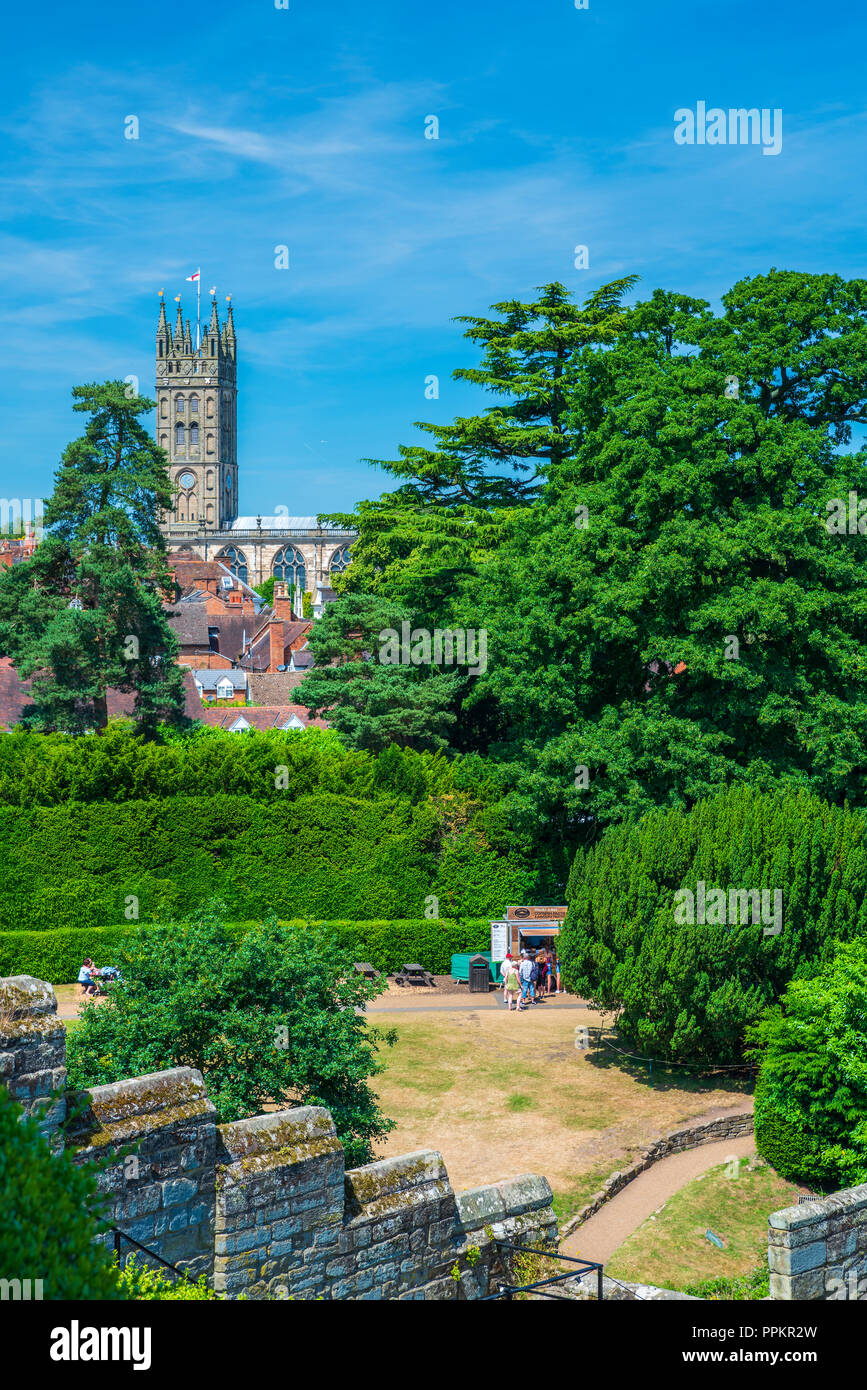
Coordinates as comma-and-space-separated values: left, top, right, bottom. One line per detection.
186, 270, 201, 349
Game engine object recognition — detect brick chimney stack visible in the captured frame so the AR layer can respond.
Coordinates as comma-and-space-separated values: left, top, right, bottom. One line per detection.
268, 620, 285, 670
271, 580, 295, 622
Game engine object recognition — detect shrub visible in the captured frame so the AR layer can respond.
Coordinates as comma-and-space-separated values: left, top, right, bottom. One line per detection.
66, 905, 398, 1166
748, 939, 867, 1190
560, 785, 867, 1062
117, 1256, 218, 1301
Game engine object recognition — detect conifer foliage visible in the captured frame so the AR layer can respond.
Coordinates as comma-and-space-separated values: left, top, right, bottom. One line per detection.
559, 785, 867, 1062
0, 381, 186, 734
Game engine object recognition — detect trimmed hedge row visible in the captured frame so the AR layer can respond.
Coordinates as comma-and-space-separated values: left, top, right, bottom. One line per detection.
0, 793, 538, 928
0, 918, 493, 984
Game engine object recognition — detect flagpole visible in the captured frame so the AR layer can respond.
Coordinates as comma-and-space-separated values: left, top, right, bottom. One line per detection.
196, 268, 201, 351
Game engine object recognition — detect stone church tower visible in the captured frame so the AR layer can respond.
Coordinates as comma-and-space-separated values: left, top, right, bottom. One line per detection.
156, 293, 238, 529
157, 292, 355, 591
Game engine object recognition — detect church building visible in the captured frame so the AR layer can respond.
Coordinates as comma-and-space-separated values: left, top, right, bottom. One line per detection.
155, 292, 355, 591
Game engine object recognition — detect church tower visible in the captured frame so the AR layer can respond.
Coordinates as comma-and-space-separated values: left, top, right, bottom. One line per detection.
156, 293, 238, 530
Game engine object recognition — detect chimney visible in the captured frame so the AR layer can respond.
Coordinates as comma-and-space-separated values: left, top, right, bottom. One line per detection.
268, 620, 285, 671
271, 580, 295, 621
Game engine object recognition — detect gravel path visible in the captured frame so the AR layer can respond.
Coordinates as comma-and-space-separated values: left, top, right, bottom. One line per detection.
560, 1130, 755, 1265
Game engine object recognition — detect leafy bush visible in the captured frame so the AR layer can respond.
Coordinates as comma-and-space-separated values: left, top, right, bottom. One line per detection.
749, 939, 867, 1190
0, 1085, 123, 1300
66, 906, 398, 1166
559, 785, 867, 1062
117, 1255, 219, 1301
0, 917, 491, 982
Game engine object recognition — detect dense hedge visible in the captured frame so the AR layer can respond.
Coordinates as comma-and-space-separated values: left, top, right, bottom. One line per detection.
559, 785, 867, 1063
0, 724, 506, 808
0, 918, 492, 983
0, 790, 537, 930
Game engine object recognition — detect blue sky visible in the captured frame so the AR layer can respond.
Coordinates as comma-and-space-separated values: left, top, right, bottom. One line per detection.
2, 0, 866, 515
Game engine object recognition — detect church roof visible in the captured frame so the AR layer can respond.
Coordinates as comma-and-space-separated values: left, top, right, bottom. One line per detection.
229, 516, 344, 532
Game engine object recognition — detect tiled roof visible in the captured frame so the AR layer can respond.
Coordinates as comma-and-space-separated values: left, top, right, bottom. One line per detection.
199, 704, 329, 732
0, 661, 204, 728
193, 669, 248, 692
248, 672, 307, 704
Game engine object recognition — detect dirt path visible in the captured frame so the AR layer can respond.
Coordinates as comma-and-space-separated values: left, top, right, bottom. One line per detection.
560, 1132, 756, 1265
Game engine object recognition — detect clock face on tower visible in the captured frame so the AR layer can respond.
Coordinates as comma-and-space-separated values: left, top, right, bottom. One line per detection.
179, 471, 196, 489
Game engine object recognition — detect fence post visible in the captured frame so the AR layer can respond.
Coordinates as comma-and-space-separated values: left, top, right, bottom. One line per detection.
597, 1265, 603, 1301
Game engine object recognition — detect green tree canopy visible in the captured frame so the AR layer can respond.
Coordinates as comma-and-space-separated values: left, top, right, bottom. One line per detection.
469, 271, 867, 839
0, 381, 187, 734
299, 592, 461, 752
65, 905, 396, 1166
749, 938, 867, 1190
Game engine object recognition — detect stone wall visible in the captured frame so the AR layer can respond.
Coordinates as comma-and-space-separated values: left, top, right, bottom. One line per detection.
0, 975, 66, 1152
67, 1067, 217, 1282
1, 975, 557, 1300
560, 1109, 755, 1238
212, 1103, 558, 1300
768, 1185, 867, 1300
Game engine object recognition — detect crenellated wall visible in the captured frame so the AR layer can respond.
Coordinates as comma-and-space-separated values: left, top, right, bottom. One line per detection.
0, 975, 557, 1300
768, 1186, 867, 1300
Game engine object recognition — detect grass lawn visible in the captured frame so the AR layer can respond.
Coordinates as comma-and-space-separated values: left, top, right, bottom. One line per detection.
370, 1004, 752, 1218
605, 1155, 799, 1291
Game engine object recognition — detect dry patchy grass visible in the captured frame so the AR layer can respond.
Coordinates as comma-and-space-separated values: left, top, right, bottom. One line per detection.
371, 1004, 751, 1213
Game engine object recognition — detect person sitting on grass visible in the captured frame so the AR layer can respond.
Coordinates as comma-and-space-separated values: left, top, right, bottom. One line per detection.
77, 958, 98, 998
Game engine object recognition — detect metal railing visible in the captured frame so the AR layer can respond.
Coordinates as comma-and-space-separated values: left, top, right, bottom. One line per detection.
111, 1226, 183, 1280
480, 1242, 605, 1301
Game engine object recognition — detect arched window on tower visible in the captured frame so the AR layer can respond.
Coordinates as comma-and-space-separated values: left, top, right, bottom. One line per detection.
330, 544, 351, 576
176, 396, 185, 412
175, 422, 185, 447
190, 396, 199, 413
190, 424, 199, 445
217, 546, 248, 585
272, 546, 306, 590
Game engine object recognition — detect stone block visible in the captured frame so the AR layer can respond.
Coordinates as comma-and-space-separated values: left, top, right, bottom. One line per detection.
496, 1173, 554, 1217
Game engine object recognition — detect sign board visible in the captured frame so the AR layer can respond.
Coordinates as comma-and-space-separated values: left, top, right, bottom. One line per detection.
705, 1229, 725, 1250
505, 905, 568, 922
490, 921, 509, 961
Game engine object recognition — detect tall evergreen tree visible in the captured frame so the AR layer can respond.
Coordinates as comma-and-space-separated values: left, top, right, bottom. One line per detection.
0, 381, 186, 734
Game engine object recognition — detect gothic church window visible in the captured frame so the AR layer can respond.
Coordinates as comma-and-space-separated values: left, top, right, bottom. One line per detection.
176, 397, 185, 412
175, 423, 184, 446
330, 544, 351, 575
217, 546, 248, 585
190, 397, 199, 413
272, 546, 306, 589
190, 424, 200, 445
